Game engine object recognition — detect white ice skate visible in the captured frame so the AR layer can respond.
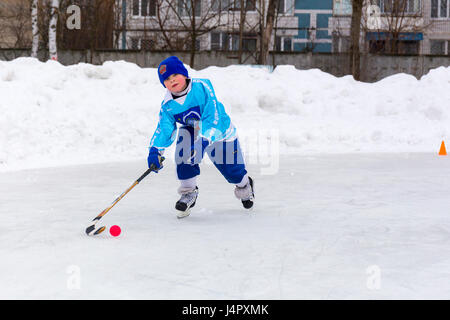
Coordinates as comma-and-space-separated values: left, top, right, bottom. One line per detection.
234, 176, 255, 209
175, 186, 198, 218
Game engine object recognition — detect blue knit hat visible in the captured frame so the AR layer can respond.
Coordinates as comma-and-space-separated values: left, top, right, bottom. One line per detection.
158, 56, 189, 87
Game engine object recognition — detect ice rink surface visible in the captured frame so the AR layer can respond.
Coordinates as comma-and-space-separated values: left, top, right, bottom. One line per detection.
1, 153, 449, 299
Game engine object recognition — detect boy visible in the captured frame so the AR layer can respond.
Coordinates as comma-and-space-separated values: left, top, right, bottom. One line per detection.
147, 56, 254, 218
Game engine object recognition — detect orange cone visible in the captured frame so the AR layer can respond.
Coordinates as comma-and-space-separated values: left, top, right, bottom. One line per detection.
439, 141, 447, 156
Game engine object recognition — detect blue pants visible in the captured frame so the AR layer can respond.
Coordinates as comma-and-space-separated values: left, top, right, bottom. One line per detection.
175, 126, 247, 184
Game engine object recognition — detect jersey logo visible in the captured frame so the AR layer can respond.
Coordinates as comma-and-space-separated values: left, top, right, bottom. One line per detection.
174, 106, 201, 126
183, 110, 201, 126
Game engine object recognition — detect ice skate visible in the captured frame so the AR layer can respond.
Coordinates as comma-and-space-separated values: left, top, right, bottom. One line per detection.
234, 177, 254, 209
175, 186, 198, 218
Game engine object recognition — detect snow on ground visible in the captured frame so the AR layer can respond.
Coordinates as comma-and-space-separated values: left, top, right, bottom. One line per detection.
1, 154, 450, 299
1, 58, 450, 299
1, 58, 450, 172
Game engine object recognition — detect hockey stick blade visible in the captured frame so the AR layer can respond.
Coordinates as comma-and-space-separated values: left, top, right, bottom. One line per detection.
86, 216, 106, 236
86, 222, 106, 236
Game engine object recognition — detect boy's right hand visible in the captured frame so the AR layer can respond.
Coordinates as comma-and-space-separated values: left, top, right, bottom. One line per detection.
148, 147, 164, 172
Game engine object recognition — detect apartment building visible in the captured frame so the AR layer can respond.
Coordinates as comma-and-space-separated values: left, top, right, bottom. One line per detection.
116, 0, 335, 53
291, 0, 333, 52
330, 0, 450, 55
426, 0, 450, 54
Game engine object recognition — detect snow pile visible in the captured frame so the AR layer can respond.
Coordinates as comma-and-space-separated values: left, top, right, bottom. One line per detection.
1, 57, 450, 172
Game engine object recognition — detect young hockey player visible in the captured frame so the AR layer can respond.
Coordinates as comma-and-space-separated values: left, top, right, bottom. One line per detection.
147, 56, 254, 218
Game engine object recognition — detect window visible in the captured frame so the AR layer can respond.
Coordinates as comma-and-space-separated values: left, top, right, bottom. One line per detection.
430, 40, 446, 54
405, 0, 421, 13
211, 32, 256, 51
133, 0, 139, 15
400, 40, 419, 54
431, 0, 449, 18
332, 34, 351, 52
245, 0, 256, 11
283, 37, 292, 51
141, 0, 149, 15
228, 34, 257, 51
141, 39, 154, 50
377, 0, 394, 13
132, 0, 156, 16
211, 32, 229, 50
186, 40, 201, 51
369, 39, 419, 54
376, 0, 421, 14
231, 0, 256, 11
211, 32, 220, 50
211, 0, 256, 12
242, 37, 257, 51
432, 0, 439, 17
277, 0, 285, 14
333, 0, 352, 15
369, 40, 387, 53
129, 38, 154, 50
230, 34, 239, 50
178, 0, 201, 16
275, 36, 293, 51
211, 0, 227, 11
130, 38, 140, 50
441, 0, 448, 17
277, 0, 294, 14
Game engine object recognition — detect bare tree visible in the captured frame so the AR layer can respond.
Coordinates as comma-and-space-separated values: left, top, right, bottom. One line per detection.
31, 0, 39, 57
259, 0, 277, 65
154, 1, 179, 50
236, 0, 261, 64
113, 0, 124, 49
239, 0, 296, 65
0, 0, 32, 48
362, 0, 430, 55
48, 0, 59, 60
162, 0, 229, 67
237, 0, 246, 63
350, 0, 364, 80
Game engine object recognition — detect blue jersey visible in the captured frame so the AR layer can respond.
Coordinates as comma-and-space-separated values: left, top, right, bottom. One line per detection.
149, 78, 236, 152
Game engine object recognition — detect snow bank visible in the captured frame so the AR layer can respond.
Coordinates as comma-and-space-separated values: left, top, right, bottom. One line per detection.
1, 57, 449, 171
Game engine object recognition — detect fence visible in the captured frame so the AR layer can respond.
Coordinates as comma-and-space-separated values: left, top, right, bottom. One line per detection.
1, 48, 450, 82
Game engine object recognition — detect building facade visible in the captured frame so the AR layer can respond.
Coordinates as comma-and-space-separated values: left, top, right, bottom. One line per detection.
329, 0, 450, 55
426, 0, 450, 55
292, 0, 333, 52
117, 0, 450, 56
116, 0, 335, 53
